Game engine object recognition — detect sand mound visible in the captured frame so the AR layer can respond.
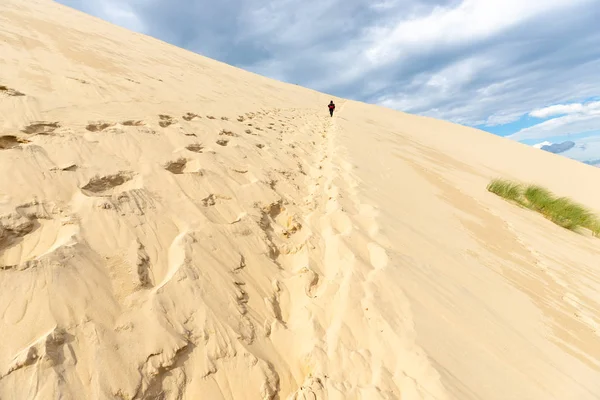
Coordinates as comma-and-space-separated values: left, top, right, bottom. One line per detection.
1, 1, 600, 399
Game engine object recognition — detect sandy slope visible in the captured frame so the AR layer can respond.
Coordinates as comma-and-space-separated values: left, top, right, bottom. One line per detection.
1, 0, 600, 399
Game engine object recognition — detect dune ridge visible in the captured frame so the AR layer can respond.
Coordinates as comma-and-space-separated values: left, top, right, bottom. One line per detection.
2, 0, 600, 399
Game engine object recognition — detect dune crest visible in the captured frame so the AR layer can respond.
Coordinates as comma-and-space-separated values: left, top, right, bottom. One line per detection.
2, 1, 600, 399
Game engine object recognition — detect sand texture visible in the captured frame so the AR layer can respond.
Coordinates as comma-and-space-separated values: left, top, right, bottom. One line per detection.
1, 0, 600, 399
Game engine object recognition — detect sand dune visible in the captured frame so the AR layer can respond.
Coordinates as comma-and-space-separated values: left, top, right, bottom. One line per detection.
2, 0, 600, 399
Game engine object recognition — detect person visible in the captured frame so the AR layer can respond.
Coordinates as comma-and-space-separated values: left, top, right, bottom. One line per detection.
328, 100, 335, 117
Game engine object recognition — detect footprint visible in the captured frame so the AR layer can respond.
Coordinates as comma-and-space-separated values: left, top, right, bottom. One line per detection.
297, 162, 307, 175
0, 201, 76, 269
50, 163, 78, 172
216, 139, 229, 146
290, 377, 325, 400
21, 122, 60, 135
266, 280, 286, 326
131, 239, 152, 288
201, 194, 232, 207
182, 113, 201, 121
206, 115, 216, 120
86, 121, 115, 132
0, 85, 25, 96
122, 120, 145, 126
256, 144, 265, 149
219, 129, 237, 137
0, 135, 29, 149
367, 242, 388, 270
164, 158, 188, 174
67, 77, 89, 85
158, 115, 175, 128
237, 116, 245, 122
80, 172, 134, 196
302, 268, 320, 298
221, 116, 229, 121
185, 143, 204, 153
0, 213, 37, 260
3, 327, 70, 377
101, 188, 155, 216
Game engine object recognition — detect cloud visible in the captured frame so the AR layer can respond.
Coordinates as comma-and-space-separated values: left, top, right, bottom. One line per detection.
540, 141, 575, 154
556, 133, 600, 162
533, 141, 553, 149
364, 0, 586, 68
509, 100, 600, 140
56, 0, 600, 138
529, 101, 600, 119
529, 103, 586, 119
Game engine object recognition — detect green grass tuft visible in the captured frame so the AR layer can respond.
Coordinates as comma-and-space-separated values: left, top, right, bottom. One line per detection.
523, 185, 554, 212
486, 179, 523, 202
543, 197, 595, 230
487, 178, 600, 236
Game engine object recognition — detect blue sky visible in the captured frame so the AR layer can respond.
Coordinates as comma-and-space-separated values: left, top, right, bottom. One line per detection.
57, 0, 600, 163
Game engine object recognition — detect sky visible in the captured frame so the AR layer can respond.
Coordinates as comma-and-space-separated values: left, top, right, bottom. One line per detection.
56, 0, 600, 163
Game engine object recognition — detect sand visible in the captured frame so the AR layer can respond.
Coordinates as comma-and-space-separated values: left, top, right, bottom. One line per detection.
1, 0, 600, 399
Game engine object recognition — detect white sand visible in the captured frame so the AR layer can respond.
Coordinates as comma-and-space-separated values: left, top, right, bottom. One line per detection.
1, 1, 600, 399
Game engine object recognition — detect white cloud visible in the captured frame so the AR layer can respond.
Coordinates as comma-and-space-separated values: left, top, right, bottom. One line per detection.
529, 101, 600, 119
533, 141, 553, 149
364, 0, 587, 67
530, 103, 585, 118
509, 100, 600, 140
508, 113, 600, 141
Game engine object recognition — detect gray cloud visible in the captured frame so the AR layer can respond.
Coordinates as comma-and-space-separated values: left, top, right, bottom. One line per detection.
541, 141, 576, 154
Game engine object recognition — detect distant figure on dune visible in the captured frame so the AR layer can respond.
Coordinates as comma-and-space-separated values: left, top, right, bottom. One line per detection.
328, 100, 335, 117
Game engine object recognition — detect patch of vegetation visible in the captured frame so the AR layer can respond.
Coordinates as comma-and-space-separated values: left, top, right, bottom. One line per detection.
487, 178, 600, 236
487, 179, 523, 202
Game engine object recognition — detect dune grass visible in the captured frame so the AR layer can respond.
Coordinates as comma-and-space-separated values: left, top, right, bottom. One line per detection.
486, 179, 523, 202
487, 178, 600, 236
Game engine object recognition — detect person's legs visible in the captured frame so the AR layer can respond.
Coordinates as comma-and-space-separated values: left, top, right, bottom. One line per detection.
329, 109, 333, 117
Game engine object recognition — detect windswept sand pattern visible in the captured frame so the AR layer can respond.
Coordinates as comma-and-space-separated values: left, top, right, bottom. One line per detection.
2, 2, 600, 399
3, 101, 402, 399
